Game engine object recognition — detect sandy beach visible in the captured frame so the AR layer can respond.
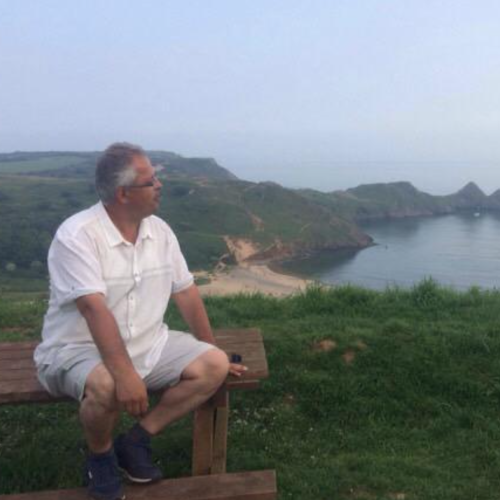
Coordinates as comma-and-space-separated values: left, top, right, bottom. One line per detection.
196, 237, 314, 297
197, 263, 313, 297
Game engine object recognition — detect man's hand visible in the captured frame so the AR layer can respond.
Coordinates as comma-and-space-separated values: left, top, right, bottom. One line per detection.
115, 370, 149, 418
76, 294, 148, 417
229, 363, 248, 377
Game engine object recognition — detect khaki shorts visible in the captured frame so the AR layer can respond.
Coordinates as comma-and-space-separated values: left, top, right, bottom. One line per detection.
37, 330, 216, 401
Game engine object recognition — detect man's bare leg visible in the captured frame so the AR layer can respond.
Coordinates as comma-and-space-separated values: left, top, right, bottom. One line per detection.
80, 364, 120, 453
80, 349, 229, 447
139, 348, 229, 435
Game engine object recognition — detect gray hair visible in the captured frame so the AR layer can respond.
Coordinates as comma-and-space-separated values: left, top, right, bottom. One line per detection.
95, 142, 145, 204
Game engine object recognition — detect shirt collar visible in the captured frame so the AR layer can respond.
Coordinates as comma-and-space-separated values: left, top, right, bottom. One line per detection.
138, 217, 154, 241
95, 202, 154, 248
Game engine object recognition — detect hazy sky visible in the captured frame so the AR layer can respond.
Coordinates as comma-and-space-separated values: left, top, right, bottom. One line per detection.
2, 1, 500, 194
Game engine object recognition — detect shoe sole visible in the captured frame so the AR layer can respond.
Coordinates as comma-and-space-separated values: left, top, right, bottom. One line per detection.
120, 467, 162, 484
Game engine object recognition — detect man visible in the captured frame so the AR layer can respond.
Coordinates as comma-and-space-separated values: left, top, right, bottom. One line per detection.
34, 143, 246, 500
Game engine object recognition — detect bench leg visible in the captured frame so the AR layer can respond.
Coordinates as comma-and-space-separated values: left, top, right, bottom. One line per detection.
192, 384, 229, 475
211, 388, 229, 474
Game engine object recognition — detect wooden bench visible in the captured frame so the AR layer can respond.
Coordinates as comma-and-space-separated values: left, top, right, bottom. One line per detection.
0, 328, 277, 499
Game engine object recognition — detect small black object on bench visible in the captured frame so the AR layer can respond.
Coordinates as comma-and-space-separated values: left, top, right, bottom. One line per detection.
0, 328, 277, 499
230, 353, 242, 364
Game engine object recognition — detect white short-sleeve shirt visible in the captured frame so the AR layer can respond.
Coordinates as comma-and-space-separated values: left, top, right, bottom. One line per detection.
34, 202, 194, 377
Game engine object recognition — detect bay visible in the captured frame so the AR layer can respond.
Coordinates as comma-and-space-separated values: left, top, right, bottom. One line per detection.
280, 212, 500, 290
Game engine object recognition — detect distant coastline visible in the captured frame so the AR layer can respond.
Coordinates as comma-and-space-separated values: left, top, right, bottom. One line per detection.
2, 151, 499, 287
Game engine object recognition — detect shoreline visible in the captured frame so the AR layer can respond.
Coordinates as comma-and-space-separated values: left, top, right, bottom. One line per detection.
197, 261, 315, 297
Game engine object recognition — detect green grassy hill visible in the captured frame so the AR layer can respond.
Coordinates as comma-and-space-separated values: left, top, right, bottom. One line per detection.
1, 151, 498, 278
0, 151, 237, 181
0, 153, 91, 174
1, 283, 500, 499
164, 179, 371, 266
0, 153, 371, 274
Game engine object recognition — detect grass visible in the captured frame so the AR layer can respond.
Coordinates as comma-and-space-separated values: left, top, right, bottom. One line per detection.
2, 281, 500, 499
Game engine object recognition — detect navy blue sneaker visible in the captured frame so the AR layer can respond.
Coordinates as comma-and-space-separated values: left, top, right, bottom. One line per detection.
114, 425, 163, 484
84, 449, 124, 500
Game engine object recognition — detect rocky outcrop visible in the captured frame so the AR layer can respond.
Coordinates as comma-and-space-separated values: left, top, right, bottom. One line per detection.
242, 226, 373, 263
443, 182, 487, 210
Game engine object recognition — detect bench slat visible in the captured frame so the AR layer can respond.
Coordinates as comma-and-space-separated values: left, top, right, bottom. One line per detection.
0, 330, 264, 350
0, 350, 36, 361
0, 377, 266, 405
0, 470, 277, 500
0, 341, 37, 351
0, 329, 268, 405
0, 351, 268, 369
0, 358, 268, 380
0, 379, 71, 404
0, 369, 40, 381
0, 359, 35, 369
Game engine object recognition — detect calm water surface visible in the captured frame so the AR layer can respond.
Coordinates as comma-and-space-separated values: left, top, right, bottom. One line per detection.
281, 213, 500, 290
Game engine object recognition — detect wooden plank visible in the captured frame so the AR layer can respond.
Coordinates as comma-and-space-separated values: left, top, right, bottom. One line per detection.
0, 358, 36, 370
214, 334, 263, 340
213, 328, 268, 384
0, 470, 277, 500
0, 329, 266, 353
0, 376, 261, 405
0, 369, 40, 382
192, 398, 215, 476
0, 364, 267, 381
0, 341, 38, 351
0, 350, 35, 361
0, 330, 266, 353
211, 391, 229, 474
0, 379, 71, 404
0, 359, 266, 377
214, 328, 262, 338
227, 380, 260, 391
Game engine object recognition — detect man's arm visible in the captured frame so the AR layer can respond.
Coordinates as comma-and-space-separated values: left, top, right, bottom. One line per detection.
172, 284, 247, 376
76, 293, 148, 417
172, 284, 215, 343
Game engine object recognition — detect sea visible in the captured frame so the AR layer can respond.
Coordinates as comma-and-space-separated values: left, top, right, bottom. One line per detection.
280, 212, 500, 291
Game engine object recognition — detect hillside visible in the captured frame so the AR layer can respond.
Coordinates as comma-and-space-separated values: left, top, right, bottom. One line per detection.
2, 151, 500, 277
0, 151, 237, 181
164, 179, 371, 264
0, 152, 371, 273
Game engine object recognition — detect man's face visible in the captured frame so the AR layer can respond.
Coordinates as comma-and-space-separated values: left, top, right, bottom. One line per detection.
124, 155, 163, 217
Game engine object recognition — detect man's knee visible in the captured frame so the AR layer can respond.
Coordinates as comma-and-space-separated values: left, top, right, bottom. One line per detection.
204, 348, 230, 384
184, 348, 229, 389
83, 364, 118, 411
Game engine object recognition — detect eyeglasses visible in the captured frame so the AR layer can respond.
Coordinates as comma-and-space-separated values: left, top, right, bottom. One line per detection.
126, 175, 160, 189
125, 165, 164, 189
